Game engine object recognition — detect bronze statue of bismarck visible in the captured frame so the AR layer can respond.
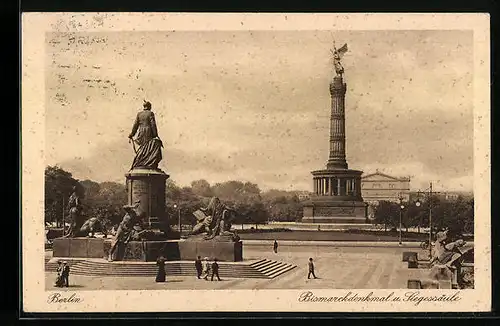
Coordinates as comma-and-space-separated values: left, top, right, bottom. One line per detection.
128, 100, 164, 170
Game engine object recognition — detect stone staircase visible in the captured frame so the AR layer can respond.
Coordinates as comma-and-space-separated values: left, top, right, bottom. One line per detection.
45, 258, 296, 279
45, 256, 81, 272
249, 259, 296, 278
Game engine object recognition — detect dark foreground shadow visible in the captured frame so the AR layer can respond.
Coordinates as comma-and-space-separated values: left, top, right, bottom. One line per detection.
52, 284, 86, 289
206, 280, 227, 282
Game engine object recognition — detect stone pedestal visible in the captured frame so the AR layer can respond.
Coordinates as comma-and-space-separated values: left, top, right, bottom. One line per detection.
54, 238, 243, 262
103, 240, 180, 261
103, 240, 243, 262
302, 198, 367, 224
53, 237, 105, 258
125, 168, 169, 230
177, 240, 243, 262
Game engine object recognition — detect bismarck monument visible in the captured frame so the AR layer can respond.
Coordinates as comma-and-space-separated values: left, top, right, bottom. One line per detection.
124, 100, 170, 234
53, 100, 174, 261
302, 43, 368, 224
53, 100, 242, 262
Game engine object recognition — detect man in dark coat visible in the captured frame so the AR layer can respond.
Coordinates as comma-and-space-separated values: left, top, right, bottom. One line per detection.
273, 240, 278, 253
307, 258, 318, 279
195, 256, 203, 279
211, 258, 221, 281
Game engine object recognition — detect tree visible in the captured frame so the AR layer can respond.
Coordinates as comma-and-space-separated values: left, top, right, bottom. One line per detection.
190, 179, 213, 198
165, 179, 182, 202
402, 195, 474, 236
80, 180, 127, 229
404, 202, 427, 233
44, 166, 82, 226
234, 200, 269, 228
209, 180, 265, 225
373, 201, 400, 231
166, 183, 203, 227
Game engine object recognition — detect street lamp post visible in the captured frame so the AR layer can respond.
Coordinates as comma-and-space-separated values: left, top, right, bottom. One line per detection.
415, 181, 433, 258
173, 204, 181, 235
398, 194, 404, 246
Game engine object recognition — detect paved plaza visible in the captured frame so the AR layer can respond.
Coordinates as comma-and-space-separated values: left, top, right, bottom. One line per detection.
46, 245, 427, 290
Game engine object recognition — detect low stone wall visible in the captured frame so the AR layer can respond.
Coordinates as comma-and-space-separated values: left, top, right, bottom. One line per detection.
52, 237, 243, 262
237, 222, 376, 231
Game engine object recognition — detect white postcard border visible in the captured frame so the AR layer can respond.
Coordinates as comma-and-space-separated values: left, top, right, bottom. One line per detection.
21, 13, 491, 313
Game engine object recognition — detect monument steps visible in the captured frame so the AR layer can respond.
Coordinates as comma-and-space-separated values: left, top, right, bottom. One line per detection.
45, 259, 81, 272
250, 259, 297, 278
46, 258, 296, 279
250, 259, 278, 269
264, 264, 297, 278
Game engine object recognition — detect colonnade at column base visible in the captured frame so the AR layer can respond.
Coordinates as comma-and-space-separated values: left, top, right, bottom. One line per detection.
302, 196, 368, 223
301, 216, 368, 224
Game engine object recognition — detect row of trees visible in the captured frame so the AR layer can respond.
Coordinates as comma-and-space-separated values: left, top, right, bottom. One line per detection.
45, 166, 128, 229
165, 179, 304, 226
373, 196, 474, 235
44, 166, 304, 229
45, 165, 475, 235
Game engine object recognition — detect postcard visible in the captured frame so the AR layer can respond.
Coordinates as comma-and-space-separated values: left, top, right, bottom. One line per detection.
21, 13, 490, 313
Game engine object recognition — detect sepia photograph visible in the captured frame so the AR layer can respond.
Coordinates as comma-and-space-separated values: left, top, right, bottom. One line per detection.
22, 13, 490, 313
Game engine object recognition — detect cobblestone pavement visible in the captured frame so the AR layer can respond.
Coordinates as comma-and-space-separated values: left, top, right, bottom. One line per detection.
46, 245, 426, 291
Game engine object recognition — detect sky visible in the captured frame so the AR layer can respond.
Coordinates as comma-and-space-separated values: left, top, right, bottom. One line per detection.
45, 30, 473, 192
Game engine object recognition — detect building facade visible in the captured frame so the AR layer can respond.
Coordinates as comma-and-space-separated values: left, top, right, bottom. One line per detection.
361, 171, 411, 205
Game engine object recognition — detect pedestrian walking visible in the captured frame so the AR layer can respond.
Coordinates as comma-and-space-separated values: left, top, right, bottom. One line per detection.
273, 240, 278, 253
307, 258, 318, 279
202, 257, 210, 280
211, 258, 221, 281
194, 256, 203, 279
155, 256, 166, 282
62, 261, 70, 287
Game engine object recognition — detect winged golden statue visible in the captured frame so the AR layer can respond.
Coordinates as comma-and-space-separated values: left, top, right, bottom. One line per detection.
330, 42, 348, 77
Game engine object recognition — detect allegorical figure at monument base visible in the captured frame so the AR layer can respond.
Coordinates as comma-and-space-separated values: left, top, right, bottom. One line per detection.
108, 201, 149, 261
128, 100, 164, 170
79, 216, 108, 238
189, 196, 240, 241
63, 186, 83, 238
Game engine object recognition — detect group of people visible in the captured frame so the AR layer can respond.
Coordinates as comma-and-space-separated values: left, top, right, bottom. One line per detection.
195, 256, 221, 281
154, 255, 222, 283
54, 261, 70, 287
